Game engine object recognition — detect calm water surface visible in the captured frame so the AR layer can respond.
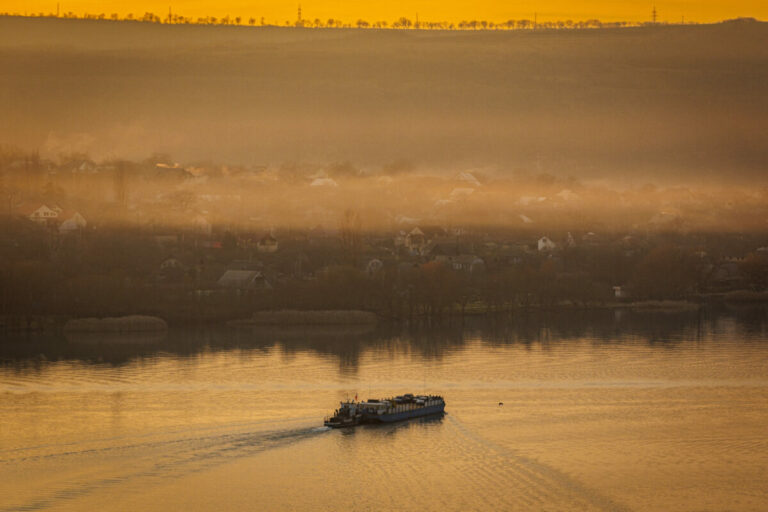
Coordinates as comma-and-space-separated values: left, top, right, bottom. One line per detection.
2, 309, 767, 511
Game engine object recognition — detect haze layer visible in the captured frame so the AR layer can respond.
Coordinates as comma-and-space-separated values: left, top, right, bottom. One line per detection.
1, 17, 767, 180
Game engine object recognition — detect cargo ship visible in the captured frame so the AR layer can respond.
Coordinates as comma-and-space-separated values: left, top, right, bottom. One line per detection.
324, 394, 445, 428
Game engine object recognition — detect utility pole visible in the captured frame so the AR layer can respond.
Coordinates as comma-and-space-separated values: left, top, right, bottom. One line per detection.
652, 5, 657, 24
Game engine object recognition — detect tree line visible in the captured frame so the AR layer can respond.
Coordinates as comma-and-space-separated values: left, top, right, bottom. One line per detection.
0, 12, 687, 31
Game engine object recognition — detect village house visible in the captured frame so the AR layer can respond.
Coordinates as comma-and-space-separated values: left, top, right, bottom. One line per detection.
398, 226, 452, 256
217, 270, 272, 292
404, 227, 427, 254
57, 211, 87, 233
257, 233, 279, 253
21, 204, 60, 224
538, 236, 557, 252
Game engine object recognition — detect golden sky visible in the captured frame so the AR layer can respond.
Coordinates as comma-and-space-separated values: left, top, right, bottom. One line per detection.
7, 0, 768, 23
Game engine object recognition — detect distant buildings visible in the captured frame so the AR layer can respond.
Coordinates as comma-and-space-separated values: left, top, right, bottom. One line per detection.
19, 203, 87, 233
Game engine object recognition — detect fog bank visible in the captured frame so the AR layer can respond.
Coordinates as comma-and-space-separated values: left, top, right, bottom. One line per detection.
1, 17, 767, 181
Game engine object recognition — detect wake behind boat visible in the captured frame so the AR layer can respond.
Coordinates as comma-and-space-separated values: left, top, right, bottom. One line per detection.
324, 394, 445, 428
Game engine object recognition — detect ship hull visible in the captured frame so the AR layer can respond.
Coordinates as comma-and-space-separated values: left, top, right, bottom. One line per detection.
367, 403, 445, 423
324, 417, 360, 428
324, 394, 445, 428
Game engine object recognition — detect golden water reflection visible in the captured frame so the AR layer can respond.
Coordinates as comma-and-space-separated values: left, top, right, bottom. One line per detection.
1, 310, 767, 511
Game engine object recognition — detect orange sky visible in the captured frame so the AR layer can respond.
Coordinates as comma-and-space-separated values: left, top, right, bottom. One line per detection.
7, 1, 768, 23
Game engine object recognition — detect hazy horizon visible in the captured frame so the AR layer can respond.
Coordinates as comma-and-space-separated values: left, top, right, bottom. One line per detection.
2, 16, 768, 184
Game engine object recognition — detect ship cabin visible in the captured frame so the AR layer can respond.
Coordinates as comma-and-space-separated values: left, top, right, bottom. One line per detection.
358, 399, 390, 415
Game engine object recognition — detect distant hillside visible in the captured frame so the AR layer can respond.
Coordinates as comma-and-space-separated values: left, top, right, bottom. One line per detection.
1, 16, 767, 181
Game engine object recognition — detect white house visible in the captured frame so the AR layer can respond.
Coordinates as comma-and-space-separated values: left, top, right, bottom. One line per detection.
24, 204, 60, 223
58, 211, 87, 233
538, 236, 556, 252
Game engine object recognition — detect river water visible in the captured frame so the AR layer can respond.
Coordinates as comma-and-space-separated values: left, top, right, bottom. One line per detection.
1, 308, 767, 511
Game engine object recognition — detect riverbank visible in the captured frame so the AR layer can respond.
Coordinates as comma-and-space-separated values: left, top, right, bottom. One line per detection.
3, 293, 767, 334
228, 310, 378, 326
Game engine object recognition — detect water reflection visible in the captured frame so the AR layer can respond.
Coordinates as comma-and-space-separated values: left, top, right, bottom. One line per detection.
2, 306, 767, 512
337, 413, 446, 440
1, 305, 766, 371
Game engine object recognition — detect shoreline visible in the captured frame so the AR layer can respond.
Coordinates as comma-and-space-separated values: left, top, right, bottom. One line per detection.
3, 296, 767, 333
